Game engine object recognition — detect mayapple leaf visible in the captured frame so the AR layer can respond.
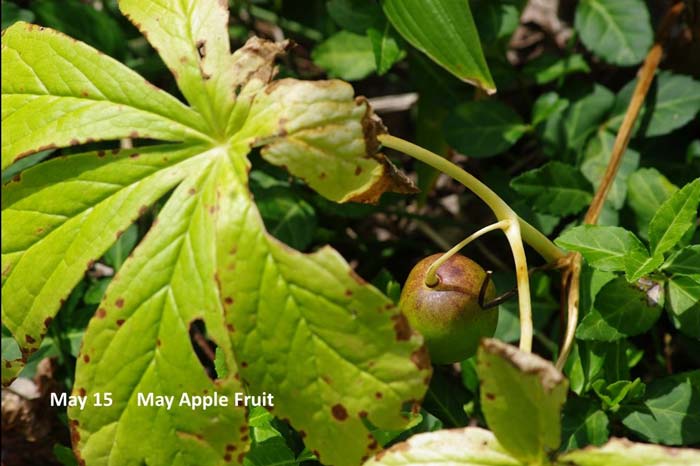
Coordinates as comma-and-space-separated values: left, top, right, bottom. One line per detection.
216, 158, 430, 466
558, 437, 700, 466
119, 0, 237, 134
0, 22, 207, 170
363, 427, 521, 466
477, 338, 568, 465
1, 0, 428, 464
382, 0, 496, 93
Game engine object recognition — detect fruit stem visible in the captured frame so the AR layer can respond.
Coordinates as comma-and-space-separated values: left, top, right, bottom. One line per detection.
379, 134, 563, 353
424, 220, 511, 287
378, 135, 563, 263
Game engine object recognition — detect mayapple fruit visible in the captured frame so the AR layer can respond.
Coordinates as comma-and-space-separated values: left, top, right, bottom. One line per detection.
399, 253, 498, 364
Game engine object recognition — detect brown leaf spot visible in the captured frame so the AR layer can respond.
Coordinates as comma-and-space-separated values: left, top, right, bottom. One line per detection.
241, 435, 249, 442
344, 289, 353, 297
196, 40, 207, 59
83, 354, 90, 363
241, 361, 248, 368
97, 150, 106, 157
116, 319, 125, 327
411, 346, 431, 370
224, 454, 232, 462
392, 314, 411, 341
237, 452, 245, 464
226, 444, 236, 452
44, 317, 53, 328
354, 166, 363, 176
226, 323, 235, 332
96, 308, 107, 319
25, 335, 35, 344
156, 339, 162, 347
224, 297, 234, 305
485, 392, 496, 400
138, 205, 148, 216
375, 391, 383, 399
78, 387, 86, 396
188, 187, 197, 195
319, 172, 327, 180
115, 298, 125, 308
129, 131, 139, 139
111, 148, 120, 155
331, 403, 348, 421
129, 153, 140, 159
298, 430, 306, 439
180, 56, 188, 64
358, 410, 368, 418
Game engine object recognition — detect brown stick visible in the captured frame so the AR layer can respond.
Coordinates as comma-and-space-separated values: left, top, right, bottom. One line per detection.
555, 2, 685, 370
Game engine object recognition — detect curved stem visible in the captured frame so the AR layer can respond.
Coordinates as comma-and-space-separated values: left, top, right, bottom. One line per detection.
380, 134, 562, 352
425, 220, 511, 286
379, 135, 564, 263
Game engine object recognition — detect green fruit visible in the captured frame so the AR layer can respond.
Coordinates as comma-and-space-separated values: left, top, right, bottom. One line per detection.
399, 253, 498, 364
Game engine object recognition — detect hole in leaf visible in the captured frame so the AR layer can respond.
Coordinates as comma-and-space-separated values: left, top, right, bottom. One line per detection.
188, 319, 218, 380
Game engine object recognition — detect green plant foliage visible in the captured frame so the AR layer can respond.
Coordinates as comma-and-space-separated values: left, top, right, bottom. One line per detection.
648, 178, 700, 257
312, 31, 377, 81
666, 275, 700, 339
1, 0, 431, 464
383, 0, 496, 93
620, 371, 700, 446
444, 100, 529, 158
555, 225, 662, 281
510, 162, 593, 216
581, 131, 639, 210
626, 168, 678, 238
574, 0, 653, 66
608, 72, 700, 137
576, 277, 663, 341
523, 54, 591, 86
477, 339, 568, 464
367, 24, 406, 76
560, 396, 609, 450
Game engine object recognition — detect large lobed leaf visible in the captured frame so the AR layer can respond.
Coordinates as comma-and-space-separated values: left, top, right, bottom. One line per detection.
1, 1, 428, 464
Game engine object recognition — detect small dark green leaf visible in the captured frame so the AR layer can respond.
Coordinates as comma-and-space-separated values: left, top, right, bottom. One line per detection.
581, 131, 639, 210
511, 162, 593, 216
326, 0, 384, 34
444, 100, 528, 158
621, 371, 700, 445
1, 2, 35, 31
383, 0, 495, 92
422, 367, 471, 428
471, 0, 525, 43
663, 245, 700, 276
592, 378, 645, 411
103, 224, 139, 270
666, 275, 700, 339
311, 31, 376, 81
252, 186, 317, 251
575, 0, 653, 66
531, 92, 569, 127
33, 0, 126, 58
648, 178, 700, 257
561, 396, 610, 450
608, 72, 700, 137
539, 84, 615, 160
555, 225, 647, 273
367, 24, 405, 75
523, 53, 590, 85
627, 168, 678, 239
576, 277, 663, 341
